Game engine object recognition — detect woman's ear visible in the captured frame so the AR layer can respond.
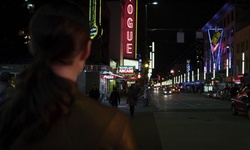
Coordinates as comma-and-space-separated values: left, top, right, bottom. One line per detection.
80, 40, 91, 60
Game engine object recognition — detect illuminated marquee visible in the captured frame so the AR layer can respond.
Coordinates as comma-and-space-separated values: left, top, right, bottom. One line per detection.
208, 28, 223, 71
123, 0, 137, 59
118, 66, 134, 74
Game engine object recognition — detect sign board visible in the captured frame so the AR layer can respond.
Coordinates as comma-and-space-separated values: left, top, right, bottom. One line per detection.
118, 66, 135, 74
123, 0, 137, 59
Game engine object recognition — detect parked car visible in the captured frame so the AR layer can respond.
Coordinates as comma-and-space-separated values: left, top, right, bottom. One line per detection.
163, 87, 172, 95
220, 88, 230, 100
205, 90, 217, 98
231, 92, 250, 119
214, 90, 223, 99
221, 87, 239, 101
237, 84, 250, 95
171, 87, 180, 94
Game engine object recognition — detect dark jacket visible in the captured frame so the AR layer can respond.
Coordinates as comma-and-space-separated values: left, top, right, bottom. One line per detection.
109, 90, 120, 106
89, 87, 100, 100
10, 92, 137, 150
0, 82, 14, 103
127, 87, 137, 106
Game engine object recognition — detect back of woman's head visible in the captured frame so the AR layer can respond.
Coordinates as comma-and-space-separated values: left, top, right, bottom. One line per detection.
29, 0, 90, 65
0, 1, 90, 148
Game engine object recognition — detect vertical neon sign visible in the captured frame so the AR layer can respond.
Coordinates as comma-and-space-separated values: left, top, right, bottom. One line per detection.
242, 53, 245, 74
89, 0, 99, 39
187, 59, 190, 82
204, 66, 206, 80
123, 0, 136, 59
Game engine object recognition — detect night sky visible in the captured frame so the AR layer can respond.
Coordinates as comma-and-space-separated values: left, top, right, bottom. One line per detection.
139, 0, 230, 78
0, 0, 230, 76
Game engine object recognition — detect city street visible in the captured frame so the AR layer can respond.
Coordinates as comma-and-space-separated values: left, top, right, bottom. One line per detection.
151, 90, 230, 112
128, 90, 250, 150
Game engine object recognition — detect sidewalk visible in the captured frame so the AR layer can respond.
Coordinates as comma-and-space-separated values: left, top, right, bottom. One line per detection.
102, 96, 163, 150
101, 95, 157, 113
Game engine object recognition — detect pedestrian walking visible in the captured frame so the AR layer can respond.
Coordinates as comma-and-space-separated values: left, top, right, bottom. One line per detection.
89, 84, 100, 101
0, 1, 137, 149
109, 87, 120, 108
127, 86, 138, 118
0, 72, 14, 104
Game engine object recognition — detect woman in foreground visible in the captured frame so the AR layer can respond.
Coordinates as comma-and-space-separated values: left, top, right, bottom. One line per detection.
0, 1, 136, 149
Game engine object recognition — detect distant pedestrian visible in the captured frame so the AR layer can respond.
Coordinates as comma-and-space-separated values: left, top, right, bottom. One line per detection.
0, 72, 14, 104
109, 87, 120, 108
127, 86, 138, 118
89, 84, 100, 101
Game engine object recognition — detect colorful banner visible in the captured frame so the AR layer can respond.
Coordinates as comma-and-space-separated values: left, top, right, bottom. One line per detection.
208, 28, 223, 71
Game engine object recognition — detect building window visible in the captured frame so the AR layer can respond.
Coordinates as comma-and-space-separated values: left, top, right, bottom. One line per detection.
246, 39, 249, 51
231, 11, 234, 22
237, 43, 240, 53
241, 41, 245, 52
230, 27, 234, 36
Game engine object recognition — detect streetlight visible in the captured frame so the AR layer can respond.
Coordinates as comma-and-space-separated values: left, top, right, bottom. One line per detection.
145, 1, 158, 60
144, 1, 157, 106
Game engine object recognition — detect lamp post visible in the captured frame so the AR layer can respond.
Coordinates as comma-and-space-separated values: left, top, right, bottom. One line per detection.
145, 1, 158, 58
144, 1, 157, 106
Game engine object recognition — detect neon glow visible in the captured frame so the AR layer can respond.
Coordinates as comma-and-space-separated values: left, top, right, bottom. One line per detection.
118, 66, 134, 74
226, 59, 228, 77
152, 41, 155, 69
242, 53, 245, 74
101, 75, 116, 79
213, 63, 215, 78
192, 71, 194, 82
212, 43, 219, 51
197, 68, 199, 80
186, 59, 191, 82
89, 0, 98, 39
123, 0, 137, 59
208, 28, 223, 71
204, 66, 206, 80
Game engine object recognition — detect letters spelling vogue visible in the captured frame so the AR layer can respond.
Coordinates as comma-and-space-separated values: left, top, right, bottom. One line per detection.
125, 0, 134, 56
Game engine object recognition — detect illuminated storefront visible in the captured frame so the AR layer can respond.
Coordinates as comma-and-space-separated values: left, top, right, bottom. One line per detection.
78, 0, 139, 96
